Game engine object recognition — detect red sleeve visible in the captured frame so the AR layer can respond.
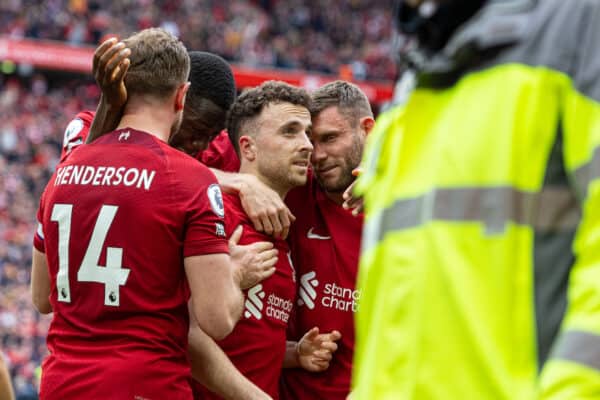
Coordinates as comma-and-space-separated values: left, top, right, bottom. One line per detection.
182, 165, 230, 257
33, 188, 47, 253
198, 130, 240, 172
60, 110, 95, 161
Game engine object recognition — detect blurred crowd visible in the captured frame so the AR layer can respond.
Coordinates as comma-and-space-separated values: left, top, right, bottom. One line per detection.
0, 74, 99, 399
0, 0, 396, 81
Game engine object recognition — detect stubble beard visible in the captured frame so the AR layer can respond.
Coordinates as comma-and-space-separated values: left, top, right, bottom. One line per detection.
258, 160, 307, 193
316, 135, 363, 193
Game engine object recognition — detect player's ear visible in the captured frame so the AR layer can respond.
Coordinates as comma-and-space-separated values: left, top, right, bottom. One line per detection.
239, 135, 256, 162
359, 116, 375, 135
175, 82, 190, 112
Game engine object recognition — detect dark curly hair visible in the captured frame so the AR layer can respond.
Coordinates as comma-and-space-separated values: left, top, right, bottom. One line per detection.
180, 51, 236, 145
226, 80, 311, 156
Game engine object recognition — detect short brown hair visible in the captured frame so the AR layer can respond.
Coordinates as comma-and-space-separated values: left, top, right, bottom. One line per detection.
310, 80, 373, 125
123, 28, 190, 98
226, 81, 311, 155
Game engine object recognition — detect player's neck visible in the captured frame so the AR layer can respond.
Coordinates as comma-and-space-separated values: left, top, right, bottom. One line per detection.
324, 191, 345, 205
117, 104, 173, 143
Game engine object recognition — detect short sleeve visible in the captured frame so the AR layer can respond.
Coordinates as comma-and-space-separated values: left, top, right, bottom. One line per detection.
60, 110, 94, 161
33, 189, 47, 253
182, 167, 230, 257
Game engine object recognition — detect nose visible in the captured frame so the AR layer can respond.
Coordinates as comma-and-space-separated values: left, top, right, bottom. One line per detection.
300, 131, 314, 154
311, 141, 326, 164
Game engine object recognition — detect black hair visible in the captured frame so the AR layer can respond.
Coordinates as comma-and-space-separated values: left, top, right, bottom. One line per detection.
187, 51, 236, 111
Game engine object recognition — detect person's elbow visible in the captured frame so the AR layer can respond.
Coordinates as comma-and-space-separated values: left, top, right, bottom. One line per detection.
31, 292, 52, 314
194, 292, 242, 340
194, 309, 237, 340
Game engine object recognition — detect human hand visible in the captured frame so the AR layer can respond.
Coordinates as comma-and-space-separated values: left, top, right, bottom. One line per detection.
342, 167, 363, 216
93, 37, 130, 109
238, 175, 295, 239
229, 225, 278, 289
297, 327, 342, 372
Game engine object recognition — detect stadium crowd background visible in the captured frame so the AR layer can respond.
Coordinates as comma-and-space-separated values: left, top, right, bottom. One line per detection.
0, 0, 395, 81
0, 1, 394, 398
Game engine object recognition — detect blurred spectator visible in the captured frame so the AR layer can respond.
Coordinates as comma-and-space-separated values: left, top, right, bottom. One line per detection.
0, 74, 98, 399
0, 0, 396, 81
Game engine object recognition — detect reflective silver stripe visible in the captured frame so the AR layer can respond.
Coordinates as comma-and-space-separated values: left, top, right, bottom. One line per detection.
363, 185, 580, 252
551, 330, 600, 372
573, 146, 600, 200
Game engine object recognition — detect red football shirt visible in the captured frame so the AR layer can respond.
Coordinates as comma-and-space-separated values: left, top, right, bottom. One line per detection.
34, 128, 229, 400
195, 192, 296, 400
280, 176, 363, 400
60, 110, 95, 161
198, 130, 240, 172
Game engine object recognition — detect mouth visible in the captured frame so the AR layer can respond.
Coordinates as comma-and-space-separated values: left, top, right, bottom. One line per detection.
292, 160, 310, 168
316, 165, 337, 174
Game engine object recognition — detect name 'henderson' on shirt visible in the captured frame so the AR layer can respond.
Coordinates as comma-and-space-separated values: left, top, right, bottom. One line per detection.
54, 165, 156, 191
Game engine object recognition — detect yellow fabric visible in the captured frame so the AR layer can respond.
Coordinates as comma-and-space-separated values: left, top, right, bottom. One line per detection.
353, 64, 600, 399
538, 84, 600, 399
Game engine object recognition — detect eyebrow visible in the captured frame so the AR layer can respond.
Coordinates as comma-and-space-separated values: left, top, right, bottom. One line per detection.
280, 120, 312, 132
312, 128, 340, 138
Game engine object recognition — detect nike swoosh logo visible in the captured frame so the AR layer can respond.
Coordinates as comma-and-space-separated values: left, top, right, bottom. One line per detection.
307, 227, 331, 240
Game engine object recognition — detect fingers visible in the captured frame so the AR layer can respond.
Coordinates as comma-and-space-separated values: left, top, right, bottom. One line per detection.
301, 327, 320, 349
107, 48, 131, 81
113, 57, 130, 83
270, 213, 283, 239
260, 215, 275, 237
346, 200, 364, 216
93, 37, 117, 74
229, 225, 243, 246
312, 349, 334, 361
312, 362, 329, 371
261, 205, 294, 239
278, 208, 291, 240
249, 214, 266, 236
96, 41, 126, 83
261, 249, 278, 268
249, 241, 275, 252
342, 181, 357, 201
258, 267, 276, 281
239, 179, 293, 238
342, 180, 364, 216
317, 340, 338, 354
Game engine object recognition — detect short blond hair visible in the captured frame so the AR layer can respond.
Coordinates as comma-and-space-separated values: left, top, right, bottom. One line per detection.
310, 80, 373, 126
123, 28, 190, 98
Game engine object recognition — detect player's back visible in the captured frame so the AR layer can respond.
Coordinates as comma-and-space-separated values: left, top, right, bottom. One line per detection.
36, 128, 215, 400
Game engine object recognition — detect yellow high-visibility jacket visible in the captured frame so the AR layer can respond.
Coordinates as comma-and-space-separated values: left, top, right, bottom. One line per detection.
353, 0, 600, 399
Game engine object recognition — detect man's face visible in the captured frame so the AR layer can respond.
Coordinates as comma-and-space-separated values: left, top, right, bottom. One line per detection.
310, 106, 365, 193
169, 122, 214, 157
253, 102, 313, 190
